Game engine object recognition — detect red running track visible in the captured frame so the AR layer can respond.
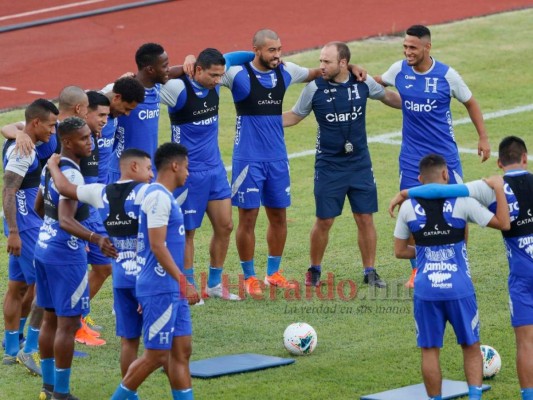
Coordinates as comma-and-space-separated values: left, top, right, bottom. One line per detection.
1, 0, 532, 110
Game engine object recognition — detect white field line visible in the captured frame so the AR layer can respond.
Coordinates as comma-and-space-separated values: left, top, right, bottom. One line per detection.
0, 0, 105, 22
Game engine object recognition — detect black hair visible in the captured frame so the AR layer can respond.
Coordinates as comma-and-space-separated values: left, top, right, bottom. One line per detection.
195, 48, 226, 70
112, 77, 145, 104
154, 142, 188, 171
135, 43, 165, 70
87, 90, 110, 110
25, 98, 59, 123
406, 25, 431, 39
57, 116, 87, 140
499, 136, 528, 166
419, 153, 447, 177
120, 148, 151, 162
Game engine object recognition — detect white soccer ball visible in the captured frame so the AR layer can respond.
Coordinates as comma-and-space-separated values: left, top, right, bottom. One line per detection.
480, 344, 502, 378
283, 322, 317, 355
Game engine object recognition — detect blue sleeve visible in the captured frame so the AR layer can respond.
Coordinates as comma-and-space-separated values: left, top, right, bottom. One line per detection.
407, 183, 470, 198
223, 51, 254, 70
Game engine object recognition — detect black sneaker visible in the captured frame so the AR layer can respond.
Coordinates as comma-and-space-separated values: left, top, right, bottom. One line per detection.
305, 269, 321, 287
364, 270, 387, 288
51, 393, 79, 400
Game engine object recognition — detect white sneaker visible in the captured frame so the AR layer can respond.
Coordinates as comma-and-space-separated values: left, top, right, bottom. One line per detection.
194, 298, 205, 306
205, 283, 242, 301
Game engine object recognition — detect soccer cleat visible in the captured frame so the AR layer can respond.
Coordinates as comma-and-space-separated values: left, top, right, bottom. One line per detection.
2, 354, 17, 365
83, 315, 102, 332
405, 268, 417, 289
364, 270, 387, 288
75, 328, 106, 346
205, 283, 242, 301
79, 317, 100, 338
51, 393, 79, 400
264, 271, 297, 289
305, 269, 321, 287
39, 387, 53, 400
17, 349, 42, 376
244, 276, 263, 297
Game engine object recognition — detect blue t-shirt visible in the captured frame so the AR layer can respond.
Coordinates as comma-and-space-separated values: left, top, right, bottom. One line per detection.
111, 84, 161, 175
34, 159, 88, 265
221, 62, 309, 162
136, 183, 186, 297
77, 181, 149, 288
98, 115, 117, 184
382, 58, 472, 161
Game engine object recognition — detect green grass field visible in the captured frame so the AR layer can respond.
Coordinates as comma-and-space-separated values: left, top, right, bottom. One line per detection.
1, 8, 533, 399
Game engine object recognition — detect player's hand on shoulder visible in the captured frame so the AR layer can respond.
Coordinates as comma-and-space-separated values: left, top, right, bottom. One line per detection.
47, 154, 61, 170
482, 175, 504, 190
350, 64, 367, 81
183, 55, 196, 77
388, 191, 408, 218
14, 130, 35, 157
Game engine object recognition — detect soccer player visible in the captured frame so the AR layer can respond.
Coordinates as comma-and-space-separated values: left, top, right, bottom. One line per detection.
283, 41, 401, 288
160, 48, 252, 301
392, 154, 509, 400
2, 99, 59, 376
46, 148, 153, 377
220, 29, 365, 296
107, 43, 171, 183
375, 24, 490, 288
110, 143, 199, 400
34, 117, 117, 400
390, 136, 533, 400
99, 77, 146, 184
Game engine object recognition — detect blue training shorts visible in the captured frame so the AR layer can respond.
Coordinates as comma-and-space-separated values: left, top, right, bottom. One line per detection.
8, 228, 39, 284
399, 156, 463, 190
113, 287, 142, 339
414, 295, 480, 348
314, 167, 377, 219
138, 293, 192, 350
231, 159, 291, 209
509, 274, 533, 327
35, 259, 90, 317
173, 163, 231, 230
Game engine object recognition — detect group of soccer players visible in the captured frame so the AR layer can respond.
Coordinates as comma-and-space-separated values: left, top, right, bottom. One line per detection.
1, 24, 532, 400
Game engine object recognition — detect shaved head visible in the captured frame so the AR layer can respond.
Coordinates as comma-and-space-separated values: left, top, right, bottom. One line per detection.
253, 29, 279, 47
58, 86, 88, 111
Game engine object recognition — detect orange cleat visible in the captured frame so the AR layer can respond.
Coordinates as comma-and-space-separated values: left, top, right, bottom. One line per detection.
264, 271, 297, 289
244, 276, 263, 297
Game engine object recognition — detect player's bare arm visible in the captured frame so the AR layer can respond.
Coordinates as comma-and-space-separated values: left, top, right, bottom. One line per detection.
394, 238, 415, 259
148, 225, 200, 305
463, 96, 490, 162
3, 171, 24, 256
380, 89, 402, 109
388, 189, 409, 217
483, 176, 510, 231
1, 122, 34, 157
34, 188, 44, 218
282, 111, 305, 128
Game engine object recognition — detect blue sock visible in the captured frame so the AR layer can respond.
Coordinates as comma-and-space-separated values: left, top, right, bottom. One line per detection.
111, 383, 138, 400
54, 367, 71, 395
309, 265, 321, 273
266, 255, 281, 276
18, 317, 27, 335
240, 260, 255, 280
521, 388, 533, 400
172, 388, 193, 400
364, 267, 375, 276
410, 258, 417, 269
184, 267, 196, 287
208, 266, 222, 288
41, 358, 55, 386
5, 330, 19, 356
468, 385, 482, 400
23, 326, 40, 353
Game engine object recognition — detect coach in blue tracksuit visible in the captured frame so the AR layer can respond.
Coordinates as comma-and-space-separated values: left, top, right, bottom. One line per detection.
283, 41, 400, 289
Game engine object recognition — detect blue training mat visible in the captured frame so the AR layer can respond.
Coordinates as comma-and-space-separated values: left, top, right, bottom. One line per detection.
190, 353, 295, 378
360, 379, 491, 400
